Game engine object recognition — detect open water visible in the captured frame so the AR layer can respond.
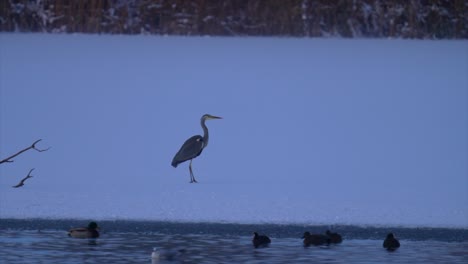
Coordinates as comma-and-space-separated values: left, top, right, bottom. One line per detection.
0, 219, 467, 263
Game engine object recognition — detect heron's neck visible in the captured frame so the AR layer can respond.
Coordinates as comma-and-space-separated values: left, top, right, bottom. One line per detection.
201, 118, 209, 147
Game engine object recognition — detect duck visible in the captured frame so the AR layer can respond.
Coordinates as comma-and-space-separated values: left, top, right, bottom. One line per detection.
252, 232, 271, 248
302, 231, 330, 247
151, 247, 160, 264
68, 221, 100, 238
383, 233, 400, 251
325, 230, 343, 244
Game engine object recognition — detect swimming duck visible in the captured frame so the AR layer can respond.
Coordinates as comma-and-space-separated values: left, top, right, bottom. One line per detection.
68, 222, 100, 238
252, 232, 271, 248
151, 247, 160, 264
302, 231, 330, 247
325, 230, 343, 244
383, 233, 400, 251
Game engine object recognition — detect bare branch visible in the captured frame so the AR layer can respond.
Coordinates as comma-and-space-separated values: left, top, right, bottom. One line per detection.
31, 139, 51, 152
0, 139, 50, 164
12, 168, 35, 188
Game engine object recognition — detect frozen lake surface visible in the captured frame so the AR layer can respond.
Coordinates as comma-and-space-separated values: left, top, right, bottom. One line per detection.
0, 219, 467, 263
0, 33, 467, 228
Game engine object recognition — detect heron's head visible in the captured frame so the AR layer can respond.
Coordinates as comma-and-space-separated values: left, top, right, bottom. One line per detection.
88, 222, 99, 230
386, 233, 394, 239
202, 114, 222, 121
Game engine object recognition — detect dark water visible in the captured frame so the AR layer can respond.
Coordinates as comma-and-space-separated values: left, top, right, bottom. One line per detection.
0, 219, 467, 263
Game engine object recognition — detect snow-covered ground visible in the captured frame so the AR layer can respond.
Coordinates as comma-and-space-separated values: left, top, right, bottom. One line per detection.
0, 34, 467, 228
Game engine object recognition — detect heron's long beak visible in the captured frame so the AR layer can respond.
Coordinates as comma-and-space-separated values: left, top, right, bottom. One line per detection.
209, 115, 222, 120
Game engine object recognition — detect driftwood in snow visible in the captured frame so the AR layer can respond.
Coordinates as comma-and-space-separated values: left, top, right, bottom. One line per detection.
12, 168, 34, 188
0, 139, 50, 164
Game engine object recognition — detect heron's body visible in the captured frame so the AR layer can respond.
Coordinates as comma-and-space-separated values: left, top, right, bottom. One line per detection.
172, 114, 221, 183
68, 222, 99, 238
171, 135, 204, 168
252, 232, 271, 248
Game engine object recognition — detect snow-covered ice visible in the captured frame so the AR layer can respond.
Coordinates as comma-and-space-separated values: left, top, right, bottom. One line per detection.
0, 34, 467, 228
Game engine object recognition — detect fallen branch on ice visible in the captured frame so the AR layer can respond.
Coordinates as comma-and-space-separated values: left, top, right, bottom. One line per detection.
12, 168, 35, 188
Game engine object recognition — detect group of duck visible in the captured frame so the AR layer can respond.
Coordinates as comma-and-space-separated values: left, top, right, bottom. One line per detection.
68, 222, 400, 252
253, 230, 400, 251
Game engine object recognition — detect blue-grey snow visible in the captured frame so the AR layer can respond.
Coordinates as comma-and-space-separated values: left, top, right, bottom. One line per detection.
0, 33, 467, 228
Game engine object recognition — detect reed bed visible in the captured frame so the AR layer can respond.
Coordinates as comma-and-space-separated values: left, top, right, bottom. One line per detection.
1, 0, 466, 38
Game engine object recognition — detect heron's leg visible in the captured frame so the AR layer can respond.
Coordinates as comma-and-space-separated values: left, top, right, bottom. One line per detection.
189, 159, 198, 183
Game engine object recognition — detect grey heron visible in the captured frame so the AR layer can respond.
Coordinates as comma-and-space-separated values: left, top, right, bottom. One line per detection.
171, 114, 222, 183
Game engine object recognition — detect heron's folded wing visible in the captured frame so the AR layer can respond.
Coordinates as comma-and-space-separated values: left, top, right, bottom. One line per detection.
172, 135, 204, 167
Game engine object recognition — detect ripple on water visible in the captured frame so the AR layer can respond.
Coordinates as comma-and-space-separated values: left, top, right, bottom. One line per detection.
0, 221, 467, 263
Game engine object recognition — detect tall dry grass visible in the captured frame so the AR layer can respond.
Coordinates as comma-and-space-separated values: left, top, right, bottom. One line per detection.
0, 0, 466, 38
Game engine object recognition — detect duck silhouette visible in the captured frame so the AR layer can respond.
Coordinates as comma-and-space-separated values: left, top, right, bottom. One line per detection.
68, 222, 100, 238
151, 247, 160, 264
383, 233, 400, 251
302, 232, 330, 247
252, 232, 271, 248
326, 230, 343, 244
